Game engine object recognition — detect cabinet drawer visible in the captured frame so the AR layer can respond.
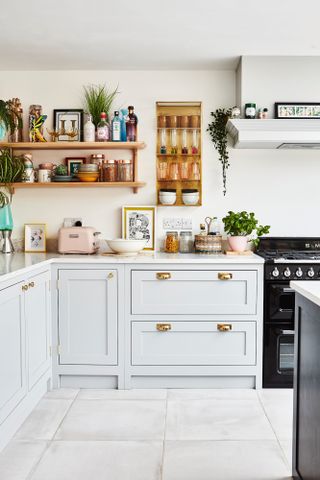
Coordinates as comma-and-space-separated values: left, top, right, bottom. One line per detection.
131, 270, 257, 315
131, 321, 256, 366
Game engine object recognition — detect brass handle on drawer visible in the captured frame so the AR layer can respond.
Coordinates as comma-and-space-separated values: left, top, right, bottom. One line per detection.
217, 323, 232, 332
218, 272, 233, 280
21, 284, 29, 291
156, 323, 172, 332
156, 272, 171, 280
28, 281, 35, 288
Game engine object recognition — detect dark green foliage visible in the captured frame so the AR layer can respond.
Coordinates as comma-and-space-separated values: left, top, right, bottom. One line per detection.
222, 210, 270, 247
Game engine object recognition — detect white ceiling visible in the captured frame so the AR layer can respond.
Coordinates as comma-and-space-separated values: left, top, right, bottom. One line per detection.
1, 0, 320, 70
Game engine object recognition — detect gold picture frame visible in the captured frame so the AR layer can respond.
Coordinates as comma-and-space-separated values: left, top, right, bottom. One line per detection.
122, 206, 156, 251
24, 223, 47, 253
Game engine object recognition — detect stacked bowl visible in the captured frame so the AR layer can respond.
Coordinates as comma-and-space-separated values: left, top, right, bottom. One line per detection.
76, 164, 99, 182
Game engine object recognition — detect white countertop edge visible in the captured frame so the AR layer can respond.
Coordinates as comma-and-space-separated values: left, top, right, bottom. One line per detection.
291, 280, 320, 308
0, 252, 264, 284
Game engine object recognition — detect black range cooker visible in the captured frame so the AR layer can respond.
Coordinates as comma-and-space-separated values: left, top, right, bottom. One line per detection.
256, 237, 320, 388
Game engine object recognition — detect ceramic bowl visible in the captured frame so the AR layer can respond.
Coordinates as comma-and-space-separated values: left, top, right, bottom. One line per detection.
106, 239, 147, 255
159, 189, 177, 205
79, 164, 99, 172
76, 172, 100, 182
182, 192, 199, 205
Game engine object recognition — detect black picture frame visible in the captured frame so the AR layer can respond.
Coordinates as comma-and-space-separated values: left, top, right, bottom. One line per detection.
275, 102, 320, 119
53, 109, 84, 141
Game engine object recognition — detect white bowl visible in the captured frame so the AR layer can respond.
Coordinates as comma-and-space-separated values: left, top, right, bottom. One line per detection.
159, 193, 177, 205
106, 238, 147, 255
182, 193, 199, 205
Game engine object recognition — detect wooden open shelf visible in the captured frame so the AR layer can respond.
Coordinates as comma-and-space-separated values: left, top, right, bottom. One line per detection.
0, 141, 146, 150
7, 181, 146, 193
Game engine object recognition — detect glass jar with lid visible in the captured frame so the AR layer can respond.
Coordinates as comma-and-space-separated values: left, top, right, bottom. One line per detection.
179, 231, 193, 253
164, 231, 179, 253
117, 159, 133, 182
103, 159, 117, 182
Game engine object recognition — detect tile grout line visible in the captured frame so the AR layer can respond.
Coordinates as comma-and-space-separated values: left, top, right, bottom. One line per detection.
256, 391, 291, 469
25, 390, 81, 480
160, 389, 169, 480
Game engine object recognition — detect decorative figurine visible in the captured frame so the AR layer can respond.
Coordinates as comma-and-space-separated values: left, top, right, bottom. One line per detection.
29, 105, 47, 142
231, 106, 241, 119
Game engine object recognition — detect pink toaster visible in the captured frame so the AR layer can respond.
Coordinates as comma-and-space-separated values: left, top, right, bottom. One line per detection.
58, 227, 101, 254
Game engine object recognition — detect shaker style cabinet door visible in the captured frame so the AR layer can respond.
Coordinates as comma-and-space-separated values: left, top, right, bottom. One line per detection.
25, 271, 51, 390
58, 270, 117, 365
0, 282, 26, 425
131, 270, 257, 315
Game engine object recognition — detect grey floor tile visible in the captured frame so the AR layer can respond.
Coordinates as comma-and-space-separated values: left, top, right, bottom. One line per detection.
166, 398, 276, 440
162, 440, 291, 480
0, 440, 48, 480
78, 388, 167, 400
55, 399, 166, 440
30, 441, 163, 480
168, 388, 258, 401
258, 389, 293, 440
44, 388, 79, 400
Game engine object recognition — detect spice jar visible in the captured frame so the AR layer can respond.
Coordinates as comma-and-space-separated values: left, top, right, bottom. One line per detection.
117, 159, 133, 181
245, 103, 256, 119
179, 231, 193, 253
165, 231, 179, 253
91, 153, 105, 181
103, 159, 117, 182
169, 161, 179, 180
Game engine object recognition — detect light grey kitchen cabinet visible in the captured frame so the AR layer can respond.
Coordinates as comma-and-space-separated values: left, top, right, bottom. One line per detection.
26, 271, 51, 389
131, 270, 257, 315
131, 321, 256, 366
58, 269, 117, 366
0, 281, 26, 425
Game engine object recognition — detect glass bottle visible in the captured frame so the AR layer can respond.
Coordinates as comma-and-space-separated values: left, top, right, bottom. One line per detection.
111, 111, 121, 142
126, 106, 138, 141
120, 108, 128, 141
181, 128, 188, 154
97, 112, 110, 141
179, 231, 193, 253
83, 114, 95, 142
160, 129, 167, 154
165, 231, 179, 253
170, 128, 177, 154
199, 223, 206, 236
191, 129, 199, 154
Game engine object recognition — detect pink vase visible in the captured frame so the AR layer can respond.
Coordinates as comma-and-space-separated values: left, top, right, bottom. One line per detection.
228, 236, 248, 252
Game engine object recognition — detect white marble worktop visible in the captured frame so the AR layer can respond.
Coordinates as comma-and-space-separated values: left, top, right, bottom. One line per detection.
0, 251, 264, 284
291, 280, 320, 308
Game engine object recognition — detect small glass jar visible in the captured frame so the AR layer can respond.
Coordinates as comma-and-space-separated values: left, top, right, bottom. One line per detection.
91, 154, 105, 181
179, 231, 193, 253
117, 159, 133, 181
180, 160, 190, 180
165, 231, 179, 253
103, 159, 117, 182
245, 103, 256, 119
169, 161, 179, 180
189, 160, 200, 180
157, 161, 169, 181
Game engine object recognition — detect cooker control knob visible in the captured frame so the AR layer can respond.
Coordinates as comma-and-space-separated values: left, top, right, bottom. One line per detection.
283, 267, 291, 278
295, 267, 303, 278
271, 267, 280, 278
307, 267, 315, 278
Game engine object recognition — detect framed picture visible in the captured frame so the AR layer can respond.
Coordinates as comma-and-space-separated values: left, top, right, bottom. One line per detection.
122, 206, 156, 251
275, 103, 320, 119
53, 109, 83, 141
66, 157, 85, 176
24, 224, 46, 253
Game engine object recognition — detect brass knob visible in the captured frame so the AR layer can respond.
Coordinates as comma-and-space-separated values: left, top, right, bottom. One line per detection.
22, 285, 29, 291
156, 323, 172, 332
218, 272, 233, 280
107, 272, 114, 279
217, 323, 232, 332
28, 281, 35, 288
156, 272, 171, 280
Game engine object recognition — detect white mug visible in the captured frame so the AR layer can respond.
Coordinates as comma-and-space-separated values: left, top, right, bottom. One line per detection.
38, 169, 51, 183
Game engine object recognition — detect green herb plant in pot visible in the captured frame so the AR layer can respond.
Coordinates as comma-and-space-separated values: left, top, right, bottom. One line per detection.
222, 211, 270, 252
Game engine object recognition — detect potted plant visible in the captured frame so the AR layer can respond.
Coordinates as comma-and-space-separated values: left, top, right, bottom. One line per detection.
222, 210, 270, 252
83, 84, 119, 128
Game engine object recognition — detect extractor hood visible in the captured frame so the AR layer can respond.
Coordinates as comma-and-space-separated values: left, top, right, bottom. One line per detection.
226, 119, 320, 149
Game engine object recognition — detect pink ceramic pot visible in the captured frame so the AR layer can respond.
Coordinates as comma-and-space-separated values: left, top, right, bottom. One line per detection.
228, 236, 248, 252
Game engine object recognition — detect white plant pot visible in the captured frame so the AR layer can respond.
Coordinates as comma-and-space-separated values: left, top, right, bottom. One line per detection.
228, 236, 248, 252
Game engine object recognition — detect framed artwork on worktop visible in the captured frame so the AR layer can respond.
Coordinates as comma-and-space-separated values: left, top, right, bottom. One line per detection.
24, 223, 47, 253
122, 206, 156, 252
275, 102, 320, 119
53, 109, 84, 141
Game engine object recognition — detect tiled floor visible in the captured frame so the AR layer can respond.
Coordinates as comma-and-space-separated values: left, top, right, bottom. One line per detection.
0, 388, 293, 480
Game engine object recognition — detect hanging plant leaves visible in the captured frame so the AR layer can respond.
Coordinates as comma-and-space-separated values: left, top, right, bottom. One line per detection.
207, 108, 232, 195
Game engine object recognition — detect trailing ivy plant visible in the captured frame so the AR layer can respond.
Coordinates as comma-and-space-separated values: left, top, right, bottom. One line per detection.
0, 148, 24, 207
207, 107, 232, 196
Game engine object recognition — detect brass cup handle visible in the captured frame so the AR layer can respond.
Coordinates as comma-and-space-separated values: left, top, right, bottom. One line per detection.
156, 272, 171, 280
22, 285, 29, 291
156, 323, 172, 332
217, 323, 232, 332
28, 281, 35, 288
107, 272, 114, 279
218, 272, 233, 280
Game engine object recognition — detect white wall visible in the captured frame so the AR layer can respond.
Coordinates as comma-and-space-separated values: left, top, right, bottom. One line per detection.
1, 63, 319, 249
